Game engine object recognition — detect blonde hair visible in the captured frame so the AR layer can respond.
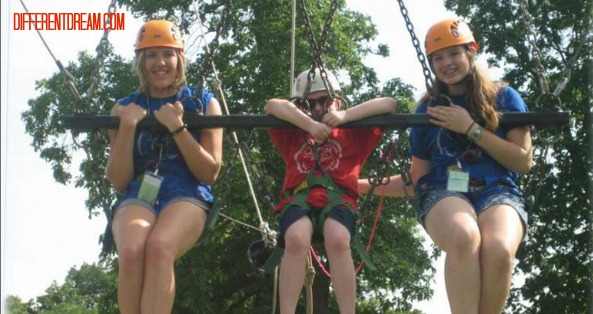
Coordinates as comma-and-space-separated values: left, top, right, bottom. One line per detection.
132, 48, 188, 95
422, 47, 503, 131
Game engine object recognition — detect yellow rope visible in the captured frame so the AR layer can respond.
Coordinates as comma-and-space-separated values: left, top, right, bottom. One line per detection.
305, 250, 316, 314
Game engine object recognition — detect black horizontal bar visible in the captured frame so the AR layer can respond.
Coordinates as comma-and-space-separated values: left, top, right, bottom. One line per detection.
63, 111, 570, 132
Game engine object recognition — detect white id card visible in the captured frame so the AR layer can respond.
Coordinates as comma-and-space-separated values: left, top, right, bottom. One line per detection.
447, 170, 469, 193
138, 171, 163, 205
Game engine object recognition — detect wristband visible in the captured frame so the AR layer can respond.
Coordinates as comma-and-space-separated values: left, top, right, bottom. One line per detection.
464, 121, 476, 135
172, 124, 187, 136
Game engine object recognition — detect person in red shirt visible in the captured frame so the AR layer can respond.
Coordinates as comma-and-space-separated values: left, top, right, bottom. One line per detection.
265, 68, 397, 314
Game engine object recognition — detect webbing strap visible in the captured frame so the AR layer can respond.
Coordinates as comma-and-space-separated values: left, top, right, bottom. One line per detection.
269, 172, 377, 272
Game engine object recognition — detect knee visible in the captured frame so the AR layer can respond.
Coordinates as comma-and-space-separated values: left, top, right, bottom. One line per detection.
447, 224, 481, 257
283, 230, 311, 255
481, 238, 516, 273
323, 229, 351, 254
144, 235, 175, 267
117, 242, 145, 270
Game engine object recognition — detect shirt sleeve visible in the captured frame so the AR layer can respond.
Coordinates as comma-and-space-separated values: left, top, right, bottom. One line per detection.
410, 101, 429, 159
117, 92, 142, 106
498, 87, 528, 132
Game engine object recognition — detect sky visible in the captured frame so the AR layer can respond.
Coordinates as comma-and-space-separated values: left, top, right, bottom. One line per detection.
0, 0, 488, 312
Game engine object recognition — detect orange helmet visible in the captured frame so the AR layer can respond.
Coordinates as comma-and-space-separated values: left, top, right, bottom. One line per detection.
135, 20, 184, 52
424, 18, 478, 56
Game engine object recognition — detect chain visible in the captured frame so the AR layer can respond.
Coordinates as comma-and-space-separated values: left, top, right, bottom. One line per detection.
519, 0, 585, 102
196, 0, 233, 95
395, 0, 434, 95
84, 0, 117, 112
358, 139, 396, 212
296, 0, 338, 65
519, 0, 551, 97
296, 0, 339, 99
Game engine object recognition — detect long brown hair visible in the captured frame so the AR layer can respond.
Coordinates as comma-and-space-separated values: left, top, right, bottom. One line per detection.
132, 48, 188, 95
421, 47, 503, 131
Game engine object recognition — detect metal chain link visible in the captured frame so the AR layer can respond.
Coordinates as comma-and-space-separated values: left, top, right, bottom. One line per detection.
196, 0, 233, 95
84, 0, 117, 112
519, 0, 550, 96
395, 0, 434, 95
358, 139, 397, 212
296, 0, 339, 99
519, 0, 585, 101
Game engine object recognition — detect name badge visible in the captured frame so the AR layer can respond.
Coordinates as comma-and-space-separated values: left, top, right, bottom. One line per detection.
138, 170, 163, 205
447, 170, 469, 193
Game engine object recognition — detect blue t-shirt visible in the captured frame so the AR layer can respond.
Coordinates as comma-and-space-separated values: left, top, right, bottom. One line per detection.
117, 86, 215, 203
410, 87, 528, 195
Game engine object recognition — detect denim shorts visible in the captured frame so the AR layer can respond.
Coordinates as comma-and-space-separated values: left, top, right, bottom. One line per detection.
114, 176, 212, 216
277, 205, 356, 248
418, 186, 528, 237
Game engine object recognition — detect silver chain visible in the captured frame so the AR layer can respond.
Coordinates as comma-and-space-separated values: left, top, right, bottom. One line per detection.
84, 0, 117, 111
395, 0, 434, 95
519, 0, 584, 99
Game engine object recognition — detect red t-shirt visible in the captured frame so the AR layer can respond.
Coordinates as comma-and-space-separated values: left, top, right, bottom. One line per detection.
268, 127, 382, 214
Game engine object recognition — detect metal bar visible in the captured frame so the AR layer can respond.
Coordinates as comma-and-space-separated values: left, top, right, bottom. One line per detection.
63, 111, 570, 132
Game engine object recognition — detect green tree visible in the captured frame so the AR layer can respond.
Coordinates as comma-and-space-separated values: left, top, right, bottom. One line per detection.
5, 295, 34, 314
23, 1, 433, 313
445, 0, 593, 313
5, 263, 118, 314
35, 263, 116, 314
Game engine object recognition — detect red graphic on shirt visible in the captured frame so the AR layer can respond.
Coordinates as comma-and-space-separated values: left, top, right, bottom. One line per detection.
294, 139, 342, 173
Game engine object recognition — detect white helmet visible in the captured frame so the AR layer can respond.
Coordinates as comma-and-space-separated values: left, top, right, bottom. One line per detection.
292, 68, 341, 98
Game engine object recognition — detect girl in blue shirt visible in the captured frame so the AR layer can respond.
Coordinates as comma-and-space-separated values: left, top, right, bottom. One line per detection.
359, 19, 531, 313
106, 20, 223, 314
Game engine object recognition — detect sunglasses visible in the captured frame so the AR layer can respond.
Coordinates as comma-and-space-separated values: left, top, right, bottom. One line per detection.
460, 145, 481, 163
306, 96, 333, 108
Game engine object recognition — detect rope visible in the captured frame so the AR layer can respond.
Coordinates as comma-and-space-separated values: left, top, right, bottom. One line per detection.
192, 12, 281, 313
19, 0, 118, 255
355, 194, 386, 274
85, 0, 117, 110
18, 0, 83, 102
193, 15, 276, 242
305, 251, 316, 314
290, 0, 297, 95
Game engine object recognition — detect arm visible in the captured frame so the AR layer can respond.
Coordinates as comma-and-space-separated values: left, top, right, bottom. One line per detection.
427, 104, 532, 174
265, 98, 332, 143
357, 155, 427, 197
471, 124, 532, 174
154, 99, 224, 185
322, 97, 397, 127
106, 102, 146, 192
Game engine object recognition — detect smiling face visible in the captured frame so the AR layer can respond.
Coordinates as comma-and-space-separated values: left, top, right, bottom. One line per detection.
143, 47, 179, 97
430, 45, 472, 95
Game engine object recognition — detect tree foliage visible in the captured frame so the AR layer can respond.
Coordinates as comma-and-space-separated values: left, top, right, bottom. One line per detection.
444, 0, 593, 312
5, 263, 118, 314
21, 0, 433, 313
23, 0, 591, 312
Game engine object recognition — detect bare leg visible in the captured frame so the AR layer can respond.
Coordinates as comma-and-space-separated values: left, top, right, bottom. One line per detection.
112, 205, 156, 314
279, 217, 313, 314
323, 218, 355, 314
140, 201, 207, 314
425, 197, 481, 314
477, 205, 524, 314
